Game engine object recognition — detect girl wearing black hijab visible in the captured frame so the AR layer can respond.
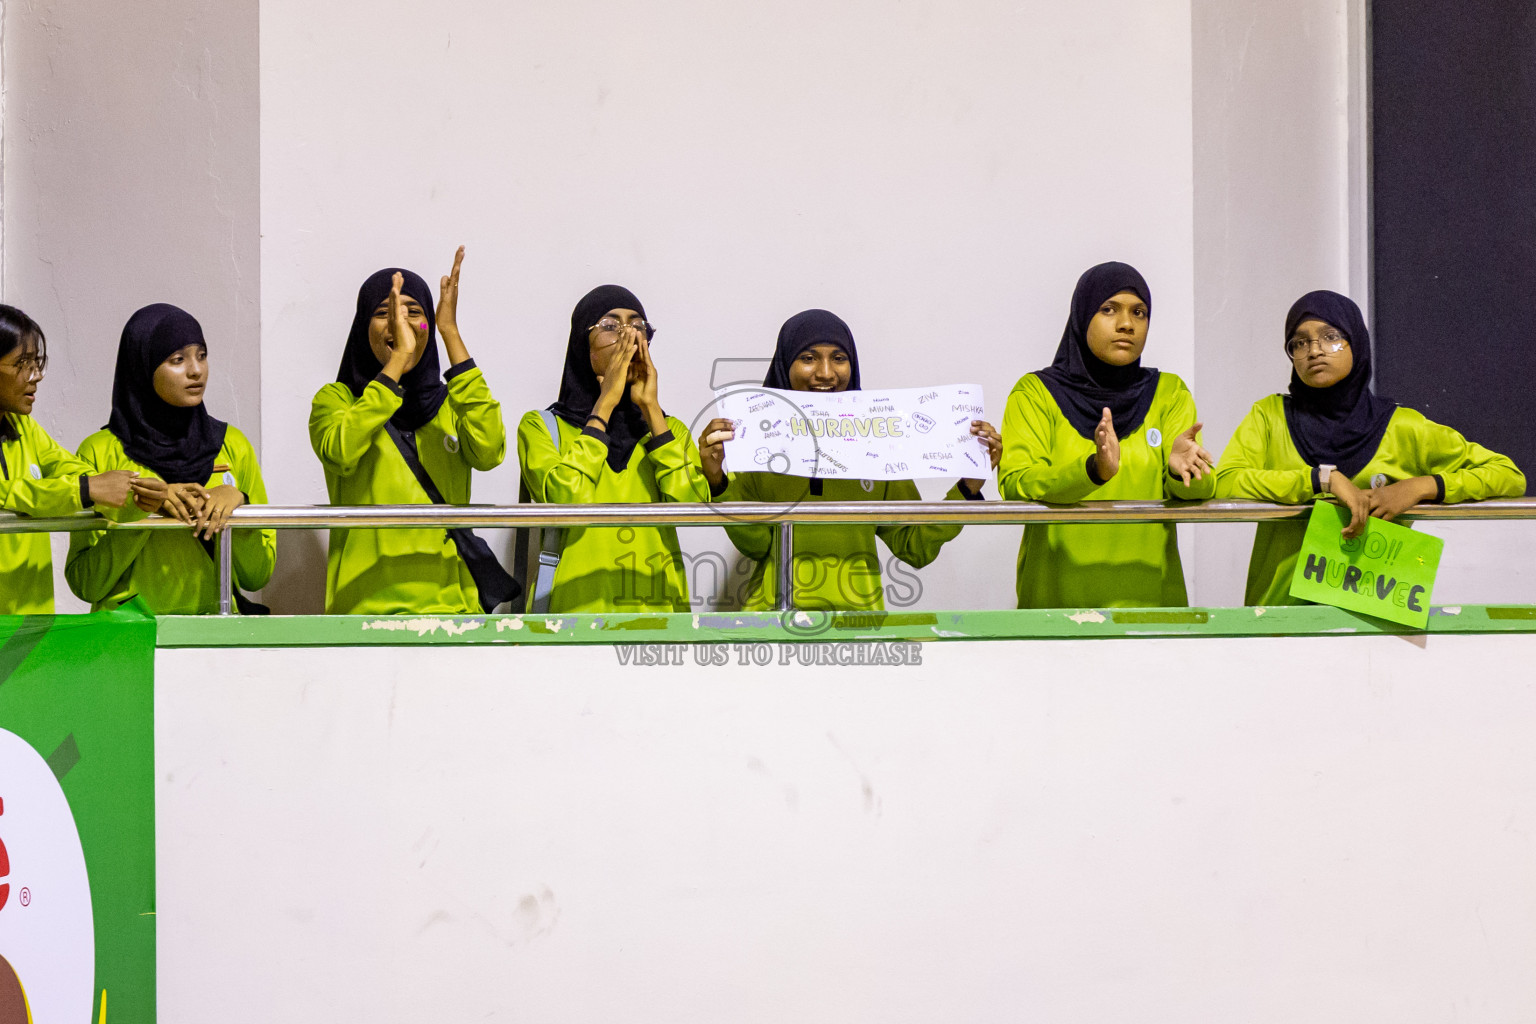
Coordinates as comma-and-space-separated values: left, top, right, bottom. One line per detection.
696, 309, 1002, 611
999, 262, 1215, 609
518, 284, 710, 613
1216, 289, 1524, 605
65, 303, 276, 612
310, 247, 510, 614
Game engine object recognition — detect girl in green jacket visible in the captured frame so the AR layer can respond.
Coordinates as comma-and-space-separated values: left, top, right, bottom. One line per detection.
0, 304, 139, 614
310, 248, 512, 615
66, 303, 276, 613
518, 285, 710, 613
697, 308, 1001, 611
1000, 261, 1215, 609
1215, 289, 1524, 605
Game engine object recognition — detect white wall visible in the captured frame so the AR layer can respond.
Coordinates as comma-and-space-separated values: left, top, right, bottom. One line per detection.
157, 636, 1536, 1022
1, 0, 260, 611
258, 0, 1197, 611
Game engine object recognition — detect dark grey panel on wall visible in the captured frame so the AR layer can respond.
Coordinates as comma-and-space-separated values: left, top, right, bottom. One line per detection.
1372, 0, 1536, 491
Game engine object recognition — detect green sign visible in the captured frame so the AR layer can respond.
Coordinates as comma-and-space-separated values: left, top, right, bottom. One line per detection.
0, 607, 156, 1023
1289, 502, 1444, 627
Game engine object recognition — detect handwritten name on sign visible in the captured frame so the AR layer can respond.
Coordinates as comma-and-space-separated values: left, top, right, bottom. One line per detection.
713, 383, 988, 480
1287, 502, 1444, 628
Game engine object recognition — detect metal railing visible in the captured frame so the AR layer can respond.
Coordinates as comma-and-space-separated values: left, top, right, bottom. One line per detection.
5, 497, 1535, 615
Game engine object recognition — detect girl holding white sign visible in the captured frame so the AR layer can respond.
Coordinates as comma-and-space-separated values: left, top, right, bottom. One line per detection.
1000, 262, 1215, 609
517, 285, 711, 613
1215, 290, 1524, 605
699, 308, 1002, 611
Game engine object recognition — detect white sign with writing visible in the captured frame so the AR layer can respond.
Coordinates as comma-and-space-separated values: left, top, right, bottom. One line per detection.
713, 383, 988, 480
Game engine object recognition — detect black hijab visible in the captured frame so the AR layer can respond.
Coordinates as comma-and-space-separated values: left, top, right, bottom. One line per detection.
1035, 261, 1161, 439
549, 285, 650, 473
336, 268, 447, 432
1282, 290, 1397, 477
764, 309, 862, 391
107, 304, 229, 484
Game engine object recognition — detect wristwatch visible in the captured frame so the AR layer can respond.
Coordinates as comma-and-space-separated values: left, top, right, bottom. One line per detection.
1317, 464, 1336, 493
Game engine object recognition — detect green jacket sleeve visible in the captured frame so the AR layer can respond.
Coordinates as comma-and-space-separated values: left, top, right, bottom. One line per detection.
719, 472, 773, 563
517, 410, 610, 503
646, 417, 711, 503
444, 364, 506, 472
1213, 400, 1316, 502
1160, 380, 1218, 500
874, 479, 964, 569
64, 434, 150, 603
1408, 413, 1527, 503
309, 380, 402, 476
226, 429, 276, 592
998, 376, 1099, 503
2, 418, 90, 517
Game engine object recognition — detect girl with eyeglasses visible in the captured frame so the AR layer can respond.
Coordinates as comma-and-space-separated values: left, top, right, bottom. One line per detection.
310, 248, 514, 615
65, 303, 276, 613
517, 285, 710, 612
999, 262, 1215, 609
1215, 289, 1524, 605
697, 309, 1001, 611
0, 304, 144, 613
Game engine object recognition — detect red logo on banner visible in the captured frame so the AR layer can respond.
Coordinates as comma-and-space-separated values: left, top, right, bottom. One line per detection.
0, 796, 10, 913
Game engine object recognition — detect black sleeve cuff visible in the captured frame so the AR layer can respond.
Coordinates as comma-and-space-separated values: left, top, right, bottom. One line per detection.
372, 373, 406, 398
1432, 474, 1446, 503
644, 430, 676, 453
709, 474, 730, 498
444, 358, 477, 382
1311, 466, 1323, 493
80, 476, 94, 508
957, 479, 984, 500
582, 425, 610, 445
1085, 454, 1105, 487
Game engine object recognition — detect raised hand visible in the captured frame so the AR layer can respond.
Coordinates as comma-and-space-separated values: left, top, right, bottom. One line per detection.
591, 334, 638, 431
1167, 421, 1215, 486
1093, 407, 1120, 482
86, 470, 139, 508
194, 483, 246, 540
1329, 472, 1371, 539
381, 271, 418, 380
437, 245, 464, 335
697, 417, 736, 489
628, 334, 668, 438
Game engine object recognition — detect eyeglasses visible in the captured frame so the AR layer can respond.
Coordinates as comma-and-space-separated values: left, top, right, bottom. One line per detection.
589, 317, 655, 340
1, 355, 45, 381
1285, 331, 1349, 359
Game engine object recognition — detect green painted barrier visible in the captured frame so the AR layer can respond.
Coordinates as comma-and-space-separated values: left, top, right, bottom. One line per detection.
0, 606, 156, 1023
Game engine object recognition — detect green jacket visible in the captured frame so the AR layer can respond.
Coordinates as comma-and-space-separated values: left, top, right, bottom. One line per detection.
517, 411, 709, 613
0, 413, 94, 614
65, 427, 275, 613
1215, 395, 1526, 605
310, 364, 505, 615
717, 473, 974, 611
999, 372, 1214, 609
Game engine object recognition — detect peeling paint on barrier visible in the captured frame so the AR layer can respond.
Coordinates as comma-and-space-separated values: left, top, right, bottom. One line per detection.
361, 618, 484, 637
495, 618, 525, 632
1068, 610, 1107, 625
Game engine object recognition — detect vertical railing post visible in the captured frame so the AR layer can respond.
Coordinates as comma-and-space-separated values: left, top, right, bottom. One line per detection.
217, 526, 234, 615
775, 520, 794, 612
